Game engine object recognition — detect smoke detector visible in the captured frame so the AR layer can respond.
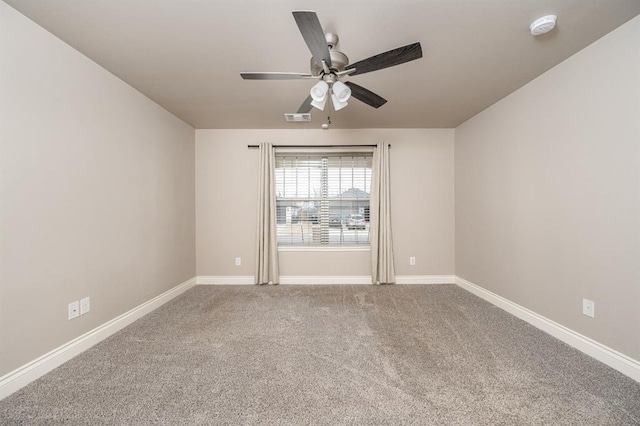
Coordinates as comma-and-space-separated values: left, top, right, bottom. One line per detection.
530, 15, 557, 36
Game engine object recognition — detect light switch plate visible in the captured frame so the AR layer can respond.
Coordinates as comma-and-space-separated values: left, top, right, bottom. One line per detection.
80, 297, 90, 315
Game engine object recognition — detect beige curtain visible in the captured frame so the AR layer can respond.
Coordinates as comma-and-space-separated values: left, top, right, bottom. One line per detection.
255, 142, 279, 285
370, 142, 395, 284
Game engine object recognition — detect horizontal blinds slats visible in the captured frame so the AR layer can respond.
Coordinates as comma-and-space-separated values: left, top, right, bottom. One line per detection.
275, 155, 372, 198
275, 153, 372, 246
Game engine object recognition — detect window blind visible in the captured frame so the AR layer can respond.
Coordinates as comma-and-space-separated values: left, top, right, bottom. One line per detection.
275, 153, 373, 246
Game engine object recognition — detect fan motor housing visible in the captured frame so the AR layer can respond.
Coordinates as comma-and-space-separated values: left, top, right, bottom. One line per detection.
310, 50, 349, 75
310, 33, 349, 76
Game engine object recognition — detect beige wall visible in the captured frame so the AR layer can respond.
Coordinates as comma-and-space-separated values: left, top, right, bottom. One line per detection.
455, 16, 640, 360
0, 4, 196, 376
196, 129, 454, 277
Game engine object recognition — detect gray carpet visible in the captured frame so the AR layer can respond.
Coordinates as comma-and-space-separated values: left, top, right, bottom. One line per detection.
1, 285, 639, 425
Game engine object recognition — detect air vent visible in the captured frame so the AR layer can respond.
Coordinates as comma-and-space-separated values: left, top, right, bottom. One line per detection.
284, 113, 312, 122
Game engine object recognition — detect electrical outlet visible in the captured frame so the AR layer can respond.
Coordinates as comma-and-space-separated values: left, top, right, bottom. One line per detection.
68, 301, 80, 320
582, 299, 595, 318
235, 257, 241, 266
409, 257, 416, 266
80, 297, 90, 315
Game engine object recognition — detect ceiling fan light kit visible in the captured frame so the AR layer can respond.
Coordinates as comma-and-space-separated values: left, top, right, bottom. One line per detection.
308, 80, 352, 112
530, 15, 557, 36
240, 10, 423, 118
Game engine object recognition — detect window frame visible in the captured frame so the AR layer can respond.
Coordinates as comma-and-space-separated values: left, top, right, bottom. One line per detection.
274, 148, 373, 251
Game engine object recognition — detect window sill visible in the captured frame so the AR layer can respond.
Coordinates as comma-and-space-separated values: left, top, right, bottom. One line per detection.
278, 245, 371, 252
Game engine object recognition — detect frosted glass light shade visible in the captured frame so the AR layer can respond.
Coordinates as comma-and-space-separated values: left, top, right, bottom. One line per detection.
332, 81, 351, 102
311, 96, 327, 111
310, 80, 329, 102
331, 93, 348, 111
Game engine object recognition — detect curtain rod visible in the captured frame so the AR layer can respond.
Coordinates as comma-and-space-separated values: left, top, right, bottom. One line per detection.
247, 144, 390, 149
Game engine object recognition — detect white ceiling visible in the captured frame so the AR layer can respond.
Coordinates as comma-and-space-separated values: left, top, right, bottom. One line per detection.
6, 0, 640, 129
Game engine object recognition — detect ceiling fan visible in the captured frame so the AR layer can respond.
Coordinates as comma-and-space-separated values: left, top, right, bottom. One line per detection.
240, 11, 422, 114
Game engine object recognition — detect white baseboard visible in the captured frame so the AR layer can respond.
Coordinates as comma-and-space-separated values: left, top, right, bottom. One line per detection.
196, 275, 370, 285
279, 275, 372, 285
197, 275, 455, 285
396, 275, 455, 284
197, 275, 255, 285
0, 277, 197, 400
455, 276, 640, 383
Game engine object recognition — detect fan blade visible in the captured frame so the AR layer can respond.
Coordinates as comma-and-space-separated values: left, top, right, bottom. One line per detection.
345, 82, 387, 108
345, 42, 422, 76
297, 95, 313, 113
241, 72, 314, 80
292, 11, 332, 68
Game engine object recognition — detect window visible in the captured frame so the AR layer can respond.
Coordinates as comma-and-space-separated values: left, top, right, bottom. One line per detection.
275, 152, 372, 247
